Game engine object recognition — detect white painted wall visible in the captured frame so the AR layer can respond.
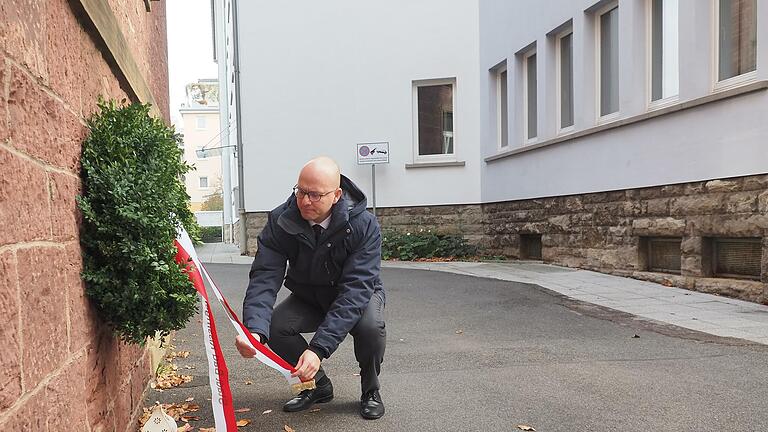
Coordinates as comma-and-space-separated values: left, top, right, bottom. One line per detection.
180, 109, 222, 208
234, 0, 768, 211
195, 210, 224, 227
480, 0, 768, 202
237, 0, 482, 211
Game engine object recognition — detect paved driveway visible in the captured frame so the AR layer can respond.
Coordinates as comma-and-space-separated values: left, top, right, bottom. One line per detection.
145, 264, 768, 432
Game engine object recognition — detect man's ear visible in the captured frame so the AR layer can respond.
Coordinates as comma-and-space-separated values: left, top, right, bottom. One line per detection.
333, 188, 343, 204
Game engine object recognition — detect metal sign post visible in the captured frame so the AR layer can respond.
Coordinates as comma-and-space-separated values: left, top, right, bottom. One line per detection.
356, 142, 389, 218
371, 164, 376, 217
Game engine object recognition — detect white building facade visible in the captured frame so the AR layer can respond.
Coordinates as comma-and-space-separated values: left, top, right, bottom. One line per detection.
180, 79, 223, 211
218, 0, 768, 303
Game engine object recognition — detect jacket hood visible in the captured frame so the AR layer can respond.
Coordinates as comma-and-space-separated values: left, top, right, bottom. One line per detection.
339, 174, 367, 217
277, 174, 368, 236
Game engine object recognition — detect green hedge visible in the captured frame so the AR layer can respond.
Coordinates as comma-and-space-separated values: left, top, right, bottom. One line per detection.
77, 100, 200, 345
200, 226, 223, 243
381, 229, 478, 261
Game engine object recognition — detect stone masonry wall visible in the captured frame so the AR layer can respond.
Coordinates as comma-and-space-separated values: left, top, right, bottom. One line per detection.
485, 175, 768, 304
241, 204, 486, 255
0, 1, 169, 431
241, 175, 768, 304
244, 212, 269, 254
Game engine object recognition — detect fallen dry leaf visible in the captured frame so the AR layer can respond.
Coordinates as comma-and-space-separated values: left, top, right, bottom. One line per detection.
517, 425, 536, 431
661, 279, 673, 287
455, 329, 464, 334
181, 415, 200, 421
185, 397, 195, 402
262, 409, 273, 415
199, 428, 216, 432
178, 424, 193, 432
236, 418, 252, 427
166, 350, 191, 360
308, 408, 321, 413
244, 380, 253, 385
235, 407, 251, 413
284, 425, 296, 432
154, 367, 193, 390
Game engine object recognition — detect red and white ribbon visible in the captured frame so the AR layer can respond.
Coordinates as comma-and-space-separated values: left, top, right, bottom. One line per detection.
174, 228, 314, 431
174, 230, 238, 431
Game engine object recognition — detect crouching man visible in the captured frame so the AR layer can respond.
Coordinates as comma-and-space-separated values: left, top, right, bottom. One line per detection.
235, 156, 386, 420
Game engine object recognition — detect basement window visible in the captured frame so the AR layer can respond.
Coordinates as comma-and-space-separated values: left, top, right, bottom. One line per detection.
644, 237, 682, 274
712, 237, 762, 280
520, 234, 542, 260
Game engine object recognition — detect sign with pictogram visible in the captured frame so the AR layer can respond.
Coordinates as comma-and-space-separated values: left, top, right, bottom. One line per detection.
356, 142, 389, 165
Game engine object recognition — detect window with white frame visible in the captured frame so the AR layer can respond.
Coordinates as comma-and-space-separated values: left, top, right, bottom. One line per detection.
557, 30, 574, 130
597, 4, 619, 117
196, 115, 207, 130
523, 50, 537, 140
414, 80, 455, 157
650, 0, 679, 102
199, 176, 209, 188
493, 64, 509, 148
717, 0, 757, 82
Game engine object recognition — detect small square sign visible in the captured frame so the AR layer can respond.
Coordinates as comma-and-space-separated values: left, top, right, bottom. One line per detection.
357, 142, 389, 165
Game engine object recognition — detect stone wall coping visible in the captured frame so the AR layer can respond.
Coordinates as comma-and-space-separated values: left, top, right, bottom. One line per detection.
405, 160, 466, 169
485, 80, 768, 163
75, 0, 160, 116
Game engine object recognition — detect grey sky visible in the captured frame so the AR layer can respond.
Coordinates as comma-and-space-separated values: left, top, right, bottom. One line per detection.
166, 0, 218, 129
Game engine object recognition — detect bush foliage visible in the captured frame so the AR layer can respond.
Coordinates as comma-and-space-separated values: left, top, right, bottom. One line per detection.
77, 100, 199, 345
201, 184, 223, 211
199, 226, 223, 243
381, 229, 478, 261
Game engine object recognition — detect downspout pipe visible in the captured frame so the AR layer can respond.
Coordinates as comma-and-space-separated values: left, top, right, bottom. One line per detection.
232, 0, 248, 255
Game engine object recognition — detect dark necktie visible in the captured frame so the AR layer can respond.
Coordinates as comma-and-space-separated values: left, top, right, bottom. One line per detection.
312, 224, 324, 243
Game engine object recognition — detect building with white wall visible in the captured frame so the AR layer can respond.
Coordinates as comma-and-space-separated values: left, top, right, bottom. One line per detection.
212, 0, 240, 243
179, 79, 222, 211
217, 0, 768, 303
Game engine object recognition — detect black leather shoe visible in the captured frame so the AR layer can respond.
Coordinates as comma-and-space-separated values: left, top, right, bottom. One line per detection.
360, 390, 385, 419
282, 380, 334, 412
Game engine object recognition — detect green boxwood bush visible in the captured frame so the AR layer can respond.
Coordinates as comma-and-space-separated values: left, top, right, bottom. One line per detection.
381, 229, 478, 261
77, 100, 200, 345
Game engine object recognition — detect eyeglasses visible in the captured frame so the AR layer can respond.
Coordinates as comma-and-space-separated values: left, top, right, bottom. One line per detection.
293, 185, 335, 202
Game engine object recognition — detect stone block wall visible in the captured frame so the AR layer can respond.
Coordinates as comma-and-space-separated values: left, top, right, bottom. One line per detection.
241, 174, 767, 303
376, 204, 485, 244
486, 175, 768, 303
0, 1, 169, 431
244, 212, 269, 254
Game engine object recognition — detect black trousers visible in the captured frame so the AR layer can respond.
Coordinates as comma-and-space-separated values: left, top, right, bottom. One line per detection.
268, 290, 386, 394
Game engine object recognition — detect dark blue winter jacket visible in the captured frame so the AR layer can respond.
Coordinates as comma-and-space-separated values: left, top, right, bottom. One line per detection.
242, 175, 384, 359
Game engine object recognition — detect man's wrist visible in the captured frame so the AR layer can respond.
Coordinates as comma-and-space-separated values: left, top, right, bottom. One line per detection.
307, 345, 326, 360
250, 332, 267, 344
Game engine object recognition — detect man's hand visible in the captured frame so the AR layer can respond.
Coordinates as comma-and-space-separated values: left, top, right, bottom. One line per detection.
292, 349, 321, 381
235, 333, 261, 358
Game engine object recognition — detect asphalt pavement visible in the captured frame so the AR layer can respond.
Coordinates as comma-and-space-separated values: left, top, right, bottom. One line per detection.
143, 261, 768, 432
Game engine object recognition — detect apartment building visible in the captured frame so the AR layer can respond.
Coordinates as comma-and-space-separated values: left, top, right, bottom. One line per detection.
216, 0, 768, 302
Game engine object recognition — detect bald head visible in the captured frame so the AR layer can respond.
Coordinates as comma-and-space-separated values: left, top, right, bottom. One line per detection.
299, 156, 341, 189
295, 157, 343, 223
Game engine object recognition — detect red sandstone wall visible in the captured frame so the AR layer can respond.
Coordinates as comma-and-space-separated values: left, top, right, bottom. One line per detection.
0, 1, 169, 431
